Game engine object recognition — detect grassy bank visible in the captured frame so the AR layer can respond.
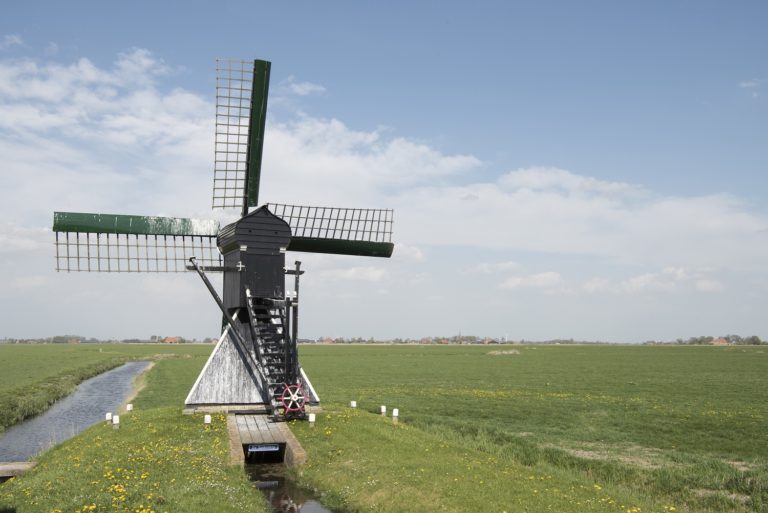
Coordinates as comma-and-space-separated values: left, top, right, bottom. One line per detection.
292, 408, 667, 513
0, 343, 267, 513
0, 408, 263, 512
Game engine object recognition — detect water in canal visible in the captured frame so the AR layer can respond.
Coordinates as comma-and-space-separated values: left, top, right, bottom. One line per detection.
0, 361, 151, 461
247, 464, 335, 513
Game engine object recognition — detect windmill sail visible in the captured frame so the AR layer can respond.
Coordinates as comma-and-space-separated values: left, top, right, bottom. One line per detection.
268, 203, 394, 258
212, 59, 270, 215
53, 211, 221, 272
210, 60, 395, 259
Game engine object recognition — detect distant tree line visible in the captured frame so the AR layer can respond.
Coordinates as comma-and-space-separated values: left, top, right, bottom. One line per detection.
306, 335, 612, 345
2, 334, 764, 345
0, 335, 217, 344
669, 335, 765, 345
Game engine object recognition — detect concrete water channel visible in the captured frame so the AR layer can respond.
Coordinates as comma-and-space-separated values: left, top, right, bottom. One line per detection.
0, 361, 151, 463
226, 412, 335, 512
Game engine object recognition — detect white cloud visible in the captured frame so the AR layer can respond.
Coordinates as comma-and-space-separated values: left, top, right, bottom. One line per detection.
317, 266, 387, 282
621, 272, 678, 293
582, 267, 725, 295
113, 48, 173, 85
392, 243, 424, 262
696, 279, 724, 292
739, 78, 762, 98
501, 271, 561, 290
661, 266, 688, 281
10, 275, 48, 289
498, 167, 641, 197
0, 49, 213, 226
474, 261, 521, 274
582, 277, 612, 293
0, 223, 48, 253
283, 75, 326, 96
261, 116, 481, 207
390, 172, 768, 273
0, 34, 23, 50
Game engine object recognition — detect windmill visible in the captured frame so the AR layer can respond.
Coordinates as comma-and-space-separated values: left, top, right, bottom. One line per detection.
52, 59, 394, 419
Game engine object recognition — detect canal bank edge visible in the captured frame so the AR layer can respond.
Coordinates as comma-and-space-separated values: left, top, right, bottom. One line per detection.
0, 462, 35, 482
121, 361, 155, 411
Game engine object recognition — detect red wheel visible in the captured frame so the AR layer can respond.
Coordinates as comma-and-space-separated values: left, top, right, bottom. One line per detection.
280, 383, 306, 416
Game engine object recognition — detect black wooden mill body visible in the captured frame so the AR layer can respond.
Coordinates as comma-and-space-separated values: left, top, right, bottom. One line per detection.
218, 207, 291, 310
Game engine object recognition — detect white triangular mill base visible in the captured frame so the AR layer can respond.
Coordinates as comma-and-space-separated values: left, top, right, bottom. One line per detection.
185, 326, 267, 406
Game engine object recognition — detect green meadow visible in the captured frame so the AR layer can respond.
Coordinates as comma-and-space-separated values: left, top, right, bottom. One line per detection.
294, 344, 768, 512
0, 343, 766, 512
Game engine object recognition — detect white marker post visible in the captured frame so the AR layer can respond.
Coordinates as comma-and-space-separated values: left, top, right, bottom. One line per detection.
204, 414, 212, 425
392, 408, 399, 425
380, 405, 387, 416
126, 403, 133, 411
112, 415, 120, 430
350, 400, 357, 408
105, 412, 112, 424
308, 413, 316, 426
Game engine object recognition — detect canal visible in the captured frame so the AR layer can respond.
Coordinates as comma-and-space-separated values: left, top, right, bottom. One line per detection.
0, 361, 151, 461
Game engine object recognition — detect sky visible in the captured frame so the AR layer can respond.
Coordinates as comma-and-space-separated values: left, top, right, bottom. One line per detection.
1, 1, 767, 343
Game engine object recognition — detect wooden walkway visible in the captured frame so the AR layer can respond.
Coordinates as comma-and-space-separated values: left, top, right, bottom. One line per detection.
235, 414, 286, 445
227, 413, 306, 466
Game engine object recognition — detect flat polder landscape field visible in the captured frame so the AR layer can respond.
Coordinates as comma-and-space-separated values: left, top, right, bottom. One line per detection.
1, 343, 766, 512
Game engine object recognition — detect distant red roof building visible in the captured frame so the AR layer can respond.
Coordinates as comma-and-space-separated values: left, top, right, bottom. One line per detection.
711, 337, 729, 346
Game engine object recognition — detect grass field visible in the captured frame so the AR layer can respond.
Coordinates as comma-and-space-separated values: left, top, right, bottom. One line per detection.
0, 343, 766, 512
291, 344, 767, 512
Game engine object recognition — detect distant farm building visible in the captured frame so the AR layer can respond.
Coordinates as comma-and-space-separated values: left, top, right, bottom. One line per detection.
711, 337, 730, 346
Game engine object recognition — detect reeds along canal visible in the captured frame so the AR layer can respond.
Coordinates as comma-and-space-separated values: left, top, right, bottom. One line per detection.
0, 361, 151, 462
